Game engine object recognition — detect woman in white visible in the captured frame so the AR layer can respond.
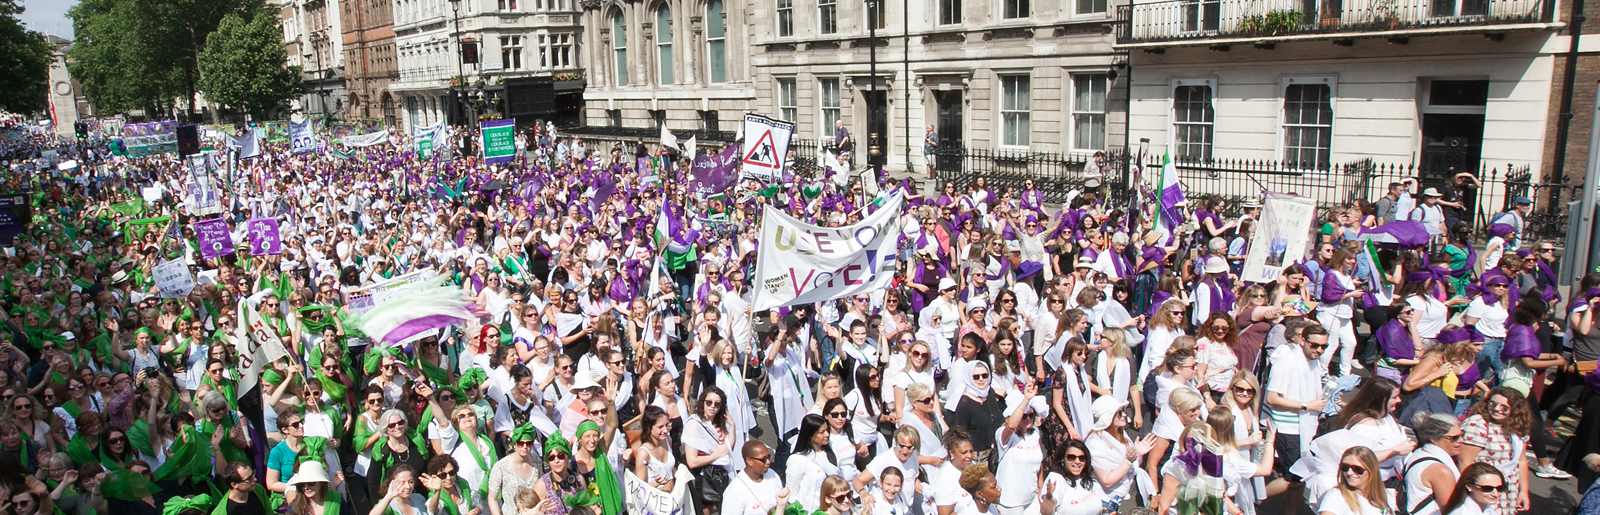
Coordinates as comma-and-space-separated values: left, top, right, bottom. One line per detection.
1146, 352, 1208, 490
787, 414, 845, 512
903, 384, 948, 462
854, 426, 923, 500
1403, 413, 1465, 515
1316, 447, 1390, 515
1094, 330, 1139, 426
684, 386, 737, 503
767, 315, 814, 439
1140, 300, 1188, 383
994, 383, 1046, 515
1084, 396, 1157, 504
1221, 370, 1267, 515
1440, 463, 1506, 515
708, 341, 755, 444
889, 341, 936, 421
1204, 407, 1277, 515
448, 406, 495, 501
1050, 338, 1095, 441
1030, 440, 1105, 515
844, 365, 889, 454
1318, 249, 1365, 377
369, 465, 428, 515
821, 398, 862, 481
869, 467, 913, 515
1333, 378, 1416, 479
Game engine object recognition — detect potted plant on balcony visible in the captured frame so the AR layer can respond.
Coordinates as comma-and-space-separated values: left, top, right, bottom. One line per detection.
1375, 0, 1401, 28
1265, 9, 1304, 33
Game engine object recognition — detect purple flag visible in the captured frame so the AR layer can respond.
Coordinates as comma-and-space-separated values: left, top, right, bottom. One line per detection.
691, 146, 739, 197
247, 218, 283, 256
193, 218, 235, 260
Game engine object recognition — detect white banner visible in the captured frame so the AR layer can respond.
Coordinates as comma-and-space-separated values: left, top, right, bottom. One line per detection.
290, 119, 316, 155
623, 466, 694, 515
339, 129, 390, 148
154, 259, 195, 298
752, 192, 903, 311
1240, 192, 1320, 284
235, 297, 291, 395
739, 114, 794, 182
230, 128, 262, 159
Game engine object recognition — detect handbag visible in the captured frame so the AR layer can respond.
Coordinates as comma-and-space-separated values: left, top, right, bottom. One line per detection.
694, 464, 731, 503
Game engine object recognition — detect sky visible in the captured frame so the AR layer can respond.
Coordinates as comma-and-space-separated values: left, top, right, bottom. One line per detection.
19, 0, 78, 39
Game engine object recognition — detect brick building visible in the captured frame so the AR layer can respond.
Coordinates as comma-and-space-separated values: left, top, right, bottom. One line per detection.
344, 0, 400, 125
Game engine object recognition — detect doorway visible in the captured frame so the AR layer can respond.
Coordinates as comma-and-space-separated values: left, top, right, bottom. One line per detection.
1418, 79, 1488, 182
934, 90, 963, 173
864, 90, 889, 167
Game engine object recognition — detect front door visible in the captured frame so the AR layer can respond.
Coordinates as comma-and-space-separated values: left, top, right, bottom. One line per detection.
865, 90, 889, 167
934, 90, 963, 173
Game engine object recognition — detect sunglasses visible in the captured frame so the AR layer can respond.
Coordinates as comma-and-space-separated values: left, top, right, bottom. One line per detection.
1472, 483, 1508, 493
828, 411, 849, 419
548, 451, 569, 460
1064, 453, 1087, 462
515, 440, 535, 448
286, 420, 304, 429
1231, 386, 1256, 395
972, 373, 990, 380
1340, 464, 1368, 475
704, 400, 723, 407
896, 443, 916, 452
915, 397, 935, 405
387, 421, 406, 429
1306, 343, 1329, 350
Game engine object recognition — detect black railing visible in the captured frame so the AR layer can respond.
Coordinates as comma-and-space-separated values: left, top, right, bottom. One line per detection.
563, 125, 739, 145
932, 148, 1132, 205
1115, 0, 1551, 44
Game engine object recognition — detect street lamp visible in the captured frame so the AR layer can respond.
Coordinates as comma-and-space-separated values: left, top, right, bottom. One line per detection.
450, 0, 466, 125
867, 0, 882, 175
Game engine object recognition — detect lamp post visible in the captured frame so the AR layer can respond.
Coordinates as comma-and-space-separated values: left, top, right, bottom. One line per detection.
449, 0, 465, 125
867, 0, 881, 175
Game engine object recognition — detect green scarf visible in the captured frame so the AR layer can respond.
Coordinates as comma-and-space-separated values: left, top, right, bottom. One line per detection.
65, 435, 95, 465
162, 494, 215, 515
434, 479, 474, 515
460, 434, 496, 494
100, 464, 161, 501
153, 426, 213, 483
575, 421, 624, 515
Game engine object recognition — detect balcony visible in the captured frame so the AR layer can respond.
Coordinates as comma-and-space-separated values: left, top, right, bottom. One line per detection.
1116, 0, 1554, 45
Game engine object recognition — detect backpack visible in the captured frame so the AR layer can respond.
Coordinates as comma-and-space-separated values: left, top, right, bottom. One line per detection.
1392, 456, 1443, 515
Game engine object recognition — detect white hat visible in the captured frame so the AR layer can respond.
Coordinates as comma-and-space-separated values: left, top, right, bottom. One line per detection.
288, 462, 331, 485
1091, 395, 1130, 431
967, 298, 988, 312
937, 277, 957, 291
59, 331, 75, 341
1421, 187, 1442, 197
110, 271, 129, 284
572, 374, 602, 392
1203, 256, 1229, 275
1003, 389, 1051, 419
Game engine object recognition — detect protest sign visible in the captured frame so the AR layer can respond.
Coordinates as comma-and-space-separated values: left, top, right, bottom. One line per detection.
707, 193, 728, 221
691, 145, 738, 197
141, 187, 163, 202
1241, 192, 1319, 283
176, 125, 201, 156
752, 192, 903, 311
122, 121, 178, 157
739, 114, 794, 182
290, 119, 316, 154
414, 121, 444, 159
186, 177, 222, 216
247, 218, 282, 256
192, 217, 235, 260
344, 269, 436, 316
338, 130, 390, 148
623, 467, 693, 515
235, 297, 290, 395
481, 119, 517, 164
154, 258, 195, 298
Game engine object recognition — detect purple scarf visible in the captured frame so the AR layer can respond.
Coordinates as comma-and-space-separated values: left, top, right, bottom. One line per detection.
1501, 323, 1540, 363
1376, 319, 1415, 361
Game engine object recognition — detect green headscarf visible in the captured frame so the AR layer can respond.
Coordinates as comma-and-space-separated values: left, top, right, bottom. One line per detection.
543, 429, 571, 458
510, 423, 539, 444
162, 494, 215, 515
457, 369, 488, 392
363, 347, 401, 375
575, 421, 624, 515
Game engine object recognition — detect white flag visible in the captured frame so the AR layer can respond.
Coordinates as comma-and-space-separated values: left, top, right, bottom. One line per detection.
661, 125, 680, 152
684, 135, 696, 157
229, 129, 262, 159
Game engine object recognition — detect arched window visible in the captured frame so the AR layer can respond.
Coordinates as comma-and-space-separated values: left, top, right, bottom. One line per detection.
655, 7, 672, 84
706, 0, 725, 83
612, 12, 628, 86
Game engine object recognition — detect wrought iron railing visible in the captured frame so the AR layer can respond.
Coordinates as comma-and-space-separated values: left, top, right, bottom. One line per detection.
1115, 0, 1550, 43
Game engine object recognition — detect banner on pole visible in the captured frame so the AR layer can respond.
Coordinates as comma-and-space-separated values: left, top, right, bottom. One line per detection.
235, 298, 290, 396
153, 259, 195, 299
338, 129, 390, 148
290, 119, 316, 154
192, 217, 235, 260
122, 121, 179, 157
752, 192, 903, 311
707, 192, 728, 221
186, 177, 223, 216
414, 121, 444, 159
739, 114, 794, 182
247, 218, 283, 256
1240, 192, 1319, 284
481, 119, 517, 164
176, 125, 201, 156
229, 128, 263, 159
691, 145, 738, 197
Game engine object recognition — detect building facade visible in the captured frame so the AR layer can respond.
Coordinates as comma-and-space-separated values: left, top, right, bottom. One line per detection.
343, 0, 400, 125
579, 0, 1124, 170
390, 0, 587, 132
1120, 0, 1561, 202
283, 0, 349, 120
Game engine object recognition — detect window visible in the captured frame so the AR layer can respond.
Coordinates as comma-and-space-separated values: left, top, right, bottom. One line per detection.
1071, 74, 1107, 150
500, 35, 523, 70
656, 7, 673, 84
940, 0, 960, 25
700, 110, 720, 132
707, 0, 726, 83
539, 33, 572, 69
1172, 83, 1214, 162
1282, 80, 1334, 170
499, 0, 516, 10
1000, 75, 1031, 147
612, 13, 627, 86
1076, 0, 1105, 15
1006, 0, 1029, 18
651, 109, 667, 128
777, 0, 793, 37
538, 35, 549, 68
778, 78, 798, 122
608, 109, 622, 127
819, 0, 837, 34
820, 78, 841, 137
867, 0, 885, 28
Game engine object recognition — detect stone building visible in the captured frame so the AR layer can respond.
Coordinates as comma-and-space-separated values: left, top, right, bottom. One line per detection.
343, 0, 400, 125
577, 0, 1124, 170
282, 0, 349, 120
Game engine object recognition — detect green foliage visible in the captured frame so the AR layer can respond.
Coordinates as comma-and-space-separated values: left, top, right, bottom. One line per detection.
68, 0, 266, 116
0, 0, 51, 115
1235, 9, 1304, 35
197, 12, 303, 119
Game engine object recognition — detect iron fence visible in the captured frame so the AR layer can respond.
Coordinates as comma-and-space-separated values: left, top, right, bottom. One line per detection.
563, 126, 739, 145
932, 147, 1131, 205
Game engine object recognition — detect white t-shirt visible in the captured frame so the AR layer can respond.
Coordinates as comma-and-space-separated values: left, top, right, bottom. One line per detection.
1407, 295, 1449, 339
995, 428, 1045, 508
1316, 489, 1387, 515
721, 470, 784, 515
1465, 298, 1509, 339
1085, 430, 1134, 498
1023, 474, 1103, 515
934, 461, 974, 510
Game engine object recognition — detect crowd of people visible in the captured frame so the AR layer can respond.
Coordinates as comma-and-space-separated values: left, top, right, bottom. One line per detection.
0, 119, 1595, 515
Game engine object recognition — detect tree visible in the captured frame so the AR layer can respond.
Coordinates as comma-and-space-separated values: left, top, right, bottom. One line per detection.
67, 0, 264, 119
197, 12, 302, 119
0, 0, 51, 115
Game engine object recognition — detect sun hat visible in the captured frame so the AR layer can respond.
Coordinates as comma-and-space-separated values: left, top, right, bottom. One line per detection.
1092, 395, 1130, 431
